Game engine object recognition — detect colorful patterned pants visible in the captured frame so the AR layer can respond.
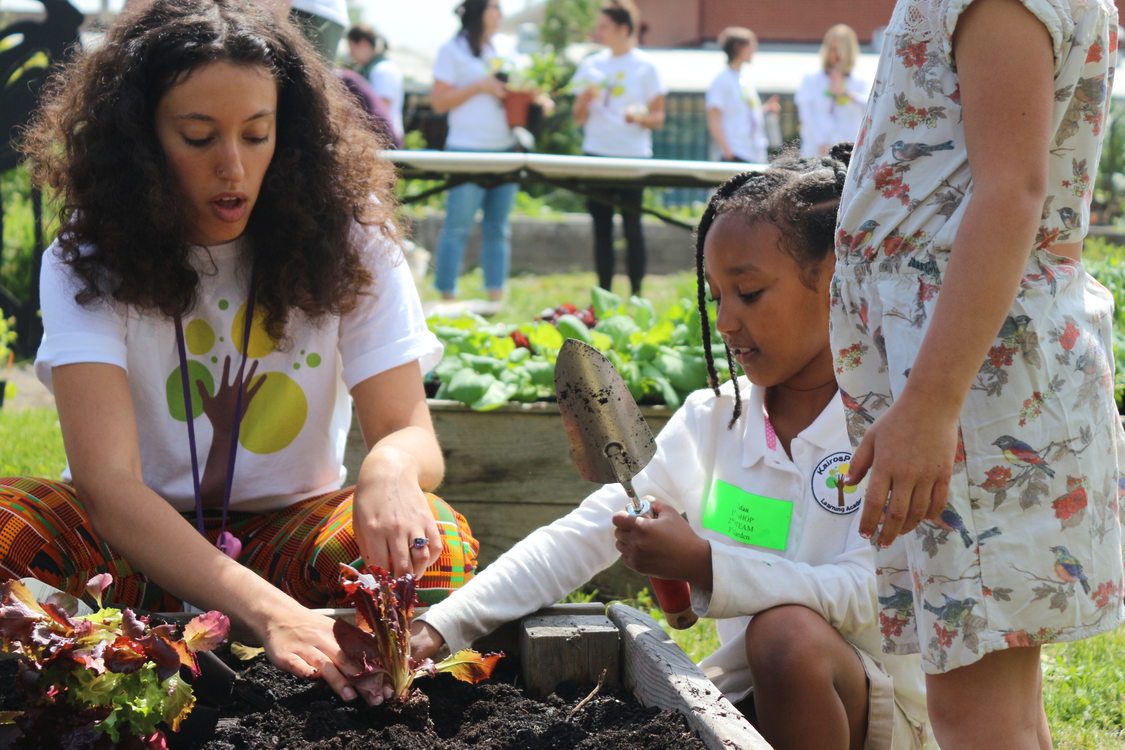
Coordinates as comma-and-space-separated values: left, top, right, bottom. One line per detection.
0, 477, 478, 611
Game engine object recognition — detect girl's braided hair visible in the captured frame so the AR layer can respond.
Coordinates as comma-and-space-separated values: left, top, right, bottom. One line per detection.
694, 143, 852, 428
21, 0, 393, 344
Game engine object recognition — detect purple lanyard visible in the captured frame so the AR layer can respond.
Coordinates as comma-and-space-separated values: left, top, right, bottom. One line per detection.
173, 274, 257, 558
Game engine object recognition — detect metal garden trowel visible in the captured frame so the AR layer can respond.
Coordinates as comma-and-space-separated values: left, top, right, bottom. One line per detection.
554, 338, 698, 629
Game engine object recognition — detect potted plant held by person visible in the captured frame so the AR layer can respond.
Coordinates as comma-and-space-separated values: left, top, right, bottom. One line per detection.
494, 54, 560, 135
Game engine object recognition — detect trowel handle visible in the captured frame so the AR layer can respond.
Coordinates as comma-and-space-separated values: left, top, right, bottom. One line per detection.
624, 496, 698, 629
650, 577, 698, 630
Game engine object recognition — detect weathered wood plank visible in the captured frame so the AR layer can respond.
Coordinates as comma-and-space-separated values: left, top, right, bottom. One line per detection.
607, 603, 773, 750
519, 613, 622, 697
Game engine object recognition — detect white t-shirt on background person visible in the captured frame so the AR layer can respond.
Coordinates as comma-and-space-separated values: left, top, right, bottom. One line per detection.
573, 48, 666, 158
706, 65, 768, 163
433, 33, 518, 151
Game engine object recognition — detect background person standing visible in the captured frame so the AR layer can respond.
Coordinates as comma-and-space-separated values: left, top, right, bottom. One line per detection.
429, 0, 519, 308
706, 26, 778, 164
573, 0, 665, 296
795, 24, 868, 158
346, 24, 405, 146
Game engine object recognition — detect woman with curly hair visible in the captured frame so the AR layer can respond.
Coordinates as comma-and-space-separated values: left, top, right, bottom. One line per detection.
4, 0, 477, 705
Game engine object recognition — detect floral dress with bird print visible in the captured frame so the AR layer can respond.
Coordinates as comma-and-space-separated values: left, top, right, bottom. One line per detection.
830, 0, 1124, 674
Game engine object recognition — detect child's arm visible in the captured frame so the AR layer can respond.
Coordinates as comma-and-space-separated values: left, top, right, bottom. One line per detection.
414, 482, 630, 658
707, 106, 734, 161
849, 0, 1058, 546
415, 398, 710, 659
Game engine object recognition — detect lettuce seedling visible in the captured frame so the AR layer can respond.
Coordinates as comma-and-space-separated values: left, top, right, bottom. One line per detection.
333, 564, 501, 703
0, 576, 230, 748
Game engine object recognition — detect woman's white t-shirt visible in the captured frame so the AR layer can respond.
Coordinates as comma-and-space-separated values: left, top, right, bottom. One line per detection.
705, 65, 768, 163
433, 33, 518, 151
35, 225, 442, 512
573, 48, 666, 158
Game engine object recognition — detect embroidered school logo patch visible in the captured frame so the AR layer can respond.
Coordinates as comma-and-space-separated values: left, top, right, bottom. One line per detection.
812, 452, 861, 515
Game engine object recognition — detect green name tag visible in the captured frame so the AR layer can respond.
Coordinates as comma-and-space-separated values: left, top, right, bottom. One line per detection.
701, 480, 793, 551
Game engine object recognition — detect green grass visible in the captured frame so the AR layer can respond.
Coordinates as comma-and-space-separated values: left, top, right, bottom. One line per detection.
0, 407, 65, 478
1043, 628, 1125, 749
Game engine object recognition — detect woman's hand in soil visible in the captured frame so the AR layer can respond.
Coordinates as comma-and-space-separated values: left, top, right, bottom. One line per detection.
847, 394, 958, 547
354, 445, 442, 578
410, 620, 445, 662
259, 605, 367, 704
612, 499, 712, 588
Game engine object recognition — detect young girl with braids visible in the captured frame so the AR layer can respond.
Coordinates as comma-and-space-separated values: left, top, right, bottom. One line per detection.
3, 0, 478, 706
412, 152, 933, 750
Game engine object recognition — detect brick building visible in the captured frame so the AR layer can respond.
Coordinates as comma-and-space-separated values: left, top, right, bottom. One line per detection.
636, 0, 895, 47
635, 0, 1125, 48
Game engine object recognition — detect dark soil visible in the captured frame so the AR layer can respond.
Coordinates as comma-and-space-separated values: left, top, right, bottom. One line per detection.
0, 649, 706, 750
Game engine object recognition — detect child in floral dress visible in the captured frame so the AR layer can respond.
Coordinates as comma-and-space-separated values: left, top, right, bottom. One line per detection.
831, 0, 1123, 747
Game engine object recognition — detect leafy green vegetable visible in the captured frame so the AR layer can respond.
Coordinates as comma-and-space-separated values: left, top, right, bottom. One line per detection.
426, 289, 728, 410
0, 576, 230, 747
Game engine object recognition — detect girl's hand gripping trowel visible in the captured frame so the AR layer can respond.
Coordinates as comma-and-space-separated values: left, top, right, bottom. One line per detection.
554, 338, 698, 629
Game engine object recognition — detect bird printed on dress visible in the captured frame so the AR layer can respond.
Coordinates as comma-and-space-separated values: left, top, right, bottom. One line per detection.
997, 314, 1031, 345
840, 391, 875, 423
1057, 206, 1080, 230
923, 594, 977, 627
878, 584, 916, 617
848, 219, 880, 252
1050, 545, 1090, 594
933, 508, 973, 548
992, 435, 1055, 478
1072, 75, 1107, 106
891, 139, 955, 163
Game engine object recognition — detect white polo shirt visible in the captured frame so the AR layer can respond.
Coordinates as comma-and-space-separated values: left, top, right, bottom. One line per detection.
420, 378, 927, 733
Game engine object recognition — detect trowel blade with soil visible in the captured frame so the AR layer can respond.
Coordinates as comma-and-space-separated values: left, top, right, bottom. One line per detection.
553, 339, 697, 629
554, 338, 655, 492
